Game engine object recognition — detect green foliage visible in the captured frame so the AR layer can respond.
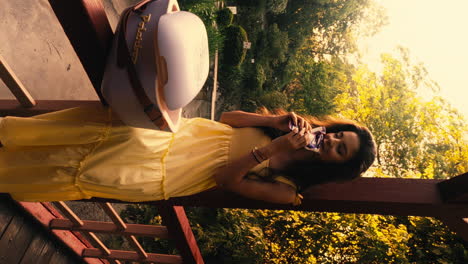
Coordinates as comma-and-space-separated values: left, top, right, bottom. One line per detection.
257, 91, 289, 110
273, 0, 387, 56
120, 205, 468, 263
334, 50, 468, 179
222, 25, 248, 66
252, 64, 266, 90
266, 0, 289, 14
243, 63, 266, 91
261, 24, 289, 66
121, 2, 468, 263
182, 0, 217, 23
205, 25, 225, 59
217, 65, 245, 110
179, 0, 222, 59
216, 8, 234, 28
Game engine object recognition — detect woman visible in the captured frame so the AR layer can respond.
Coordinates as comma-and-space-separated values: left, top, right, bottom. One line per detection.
0, 106, 375, 205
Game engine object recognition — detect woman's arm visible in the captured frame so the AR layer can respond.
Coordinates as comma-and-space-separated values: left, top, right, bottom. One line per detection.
214, 130, 308, 204
219, 111, 275, 128
219, 110, 312, 132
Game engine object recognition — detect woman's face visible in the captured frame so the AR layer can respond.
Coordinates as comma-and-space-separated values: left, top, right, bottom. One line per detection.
319, 131, 360, 162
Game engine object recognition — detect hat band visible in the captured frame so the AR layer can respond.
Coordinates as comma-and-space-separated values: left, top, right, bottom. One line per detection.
116, 6, 167, 129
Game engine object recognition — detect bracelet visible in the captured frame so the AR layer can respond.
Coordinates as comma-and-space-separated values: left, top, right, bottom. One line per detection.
251, 149, 262, 163
251, 147, 267, 164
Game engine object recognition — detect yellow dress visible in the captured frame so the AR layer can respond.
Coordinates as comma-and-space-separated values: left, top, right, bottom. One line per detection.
0, 106, 294, 202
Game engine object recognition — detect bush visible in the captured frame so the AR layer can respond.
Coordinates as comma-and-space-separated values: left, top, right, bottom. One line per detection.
257, 90, 289, 110
246, 64, 266, 91
266, 0, 288, 14
216, 8, 234, 28
205, 26, 225, 59
222, 25, 248, 67
183, 0, 217, 23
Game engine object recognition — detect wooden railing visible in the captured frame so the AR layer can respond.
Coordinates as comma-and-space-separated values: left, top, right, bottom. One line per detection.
18, 199, 203, 263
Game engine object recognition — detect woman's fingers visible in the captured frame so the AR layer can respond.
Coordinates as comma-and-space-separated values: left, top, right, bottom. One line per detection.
291, 128, 308, 148
289, 112, 298, 127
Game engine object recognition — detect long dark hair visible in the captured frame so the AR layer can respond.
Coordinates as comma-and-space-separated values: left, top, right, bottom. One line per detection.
258, 108, 376, 191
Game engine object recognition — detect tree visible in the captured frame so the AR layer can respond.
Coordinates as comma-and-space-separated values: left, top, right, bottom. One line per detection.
334, 49, 468, 178
276, 0, 387, 56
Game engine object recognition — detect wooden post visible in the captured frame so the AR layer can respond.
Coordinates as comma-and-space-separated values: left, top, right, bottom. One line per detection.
438, 172, 468, 203
0, 54, 36, 108
157, 205, 205, 264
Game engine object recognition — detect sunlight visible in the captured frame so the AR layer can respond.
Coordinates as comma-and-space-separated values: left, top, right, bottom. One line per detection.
358, 0, 468, 119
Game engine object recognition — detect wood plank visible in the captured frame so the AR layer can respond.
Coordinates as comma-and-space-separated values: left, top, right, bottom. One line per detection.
52, 201, 84, 227
99, 203, 127, 230
0, 99, 103, 117
37, 240, 60, 264
158, 205, 204, 264
47, 0, 112, 102
50, 219, 169, 238
83, 248, 183, 264
0, 214, 34, 264
18, 202, 105, 264
49, 248, 82, 264
120, 178, 468, 218
0, 54, 36, 107
125, 235, 148, 259
83, 232, 111, 256
438, 172, 468, 202
19, 235, 48, 264
0, 197, 15, 238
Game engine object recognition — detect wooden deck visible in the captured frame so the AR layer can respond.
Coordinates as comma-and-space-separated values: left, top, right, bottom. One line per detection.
0, 195, 86, 264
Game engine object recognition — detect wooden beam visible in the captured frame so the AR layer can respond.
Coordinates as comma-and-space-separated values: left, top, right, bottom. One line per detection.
0, 99, 102, 117
0, 54, 36, 108
82, 248, 183, 264
47, 0, 112, 102
158, 205, 205, 264
52, 201, 84, 227
50, 219, 169, 238
84, 232, 111, 256
89, 178, 468, 217
438, 172, 468, 203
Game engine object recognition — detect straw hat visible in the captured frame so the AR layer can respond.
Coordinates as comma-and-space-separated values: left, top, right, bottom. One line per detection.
101, 0, 209, 132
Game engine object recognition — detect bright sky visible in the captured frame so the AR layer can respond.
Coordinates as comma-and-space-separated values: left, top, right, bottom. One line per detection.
358, 0, 468, 120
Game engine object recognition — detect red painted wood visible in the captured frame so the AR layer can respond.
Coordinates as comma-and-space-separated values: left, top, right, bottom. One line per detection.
18, 202, 105, 264
0, 99, 103, 117
158, 205, 204, 264
41, 202, 97, 250
50, 218, 169, 238
47, 0, 112, 102
438, 172, 468, 202
83, 248, 183, 263
89, 178, 468, 218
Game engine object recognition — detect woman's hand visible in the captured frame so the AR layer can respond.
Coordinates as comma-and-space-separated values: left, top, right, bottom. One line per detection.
266, 128, 308, 155
272, 112, 312, 132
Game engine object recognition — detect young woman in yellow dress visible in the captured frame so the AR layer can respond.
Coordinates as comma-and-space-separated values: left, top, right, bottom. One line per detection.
0, 106, 375, 205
